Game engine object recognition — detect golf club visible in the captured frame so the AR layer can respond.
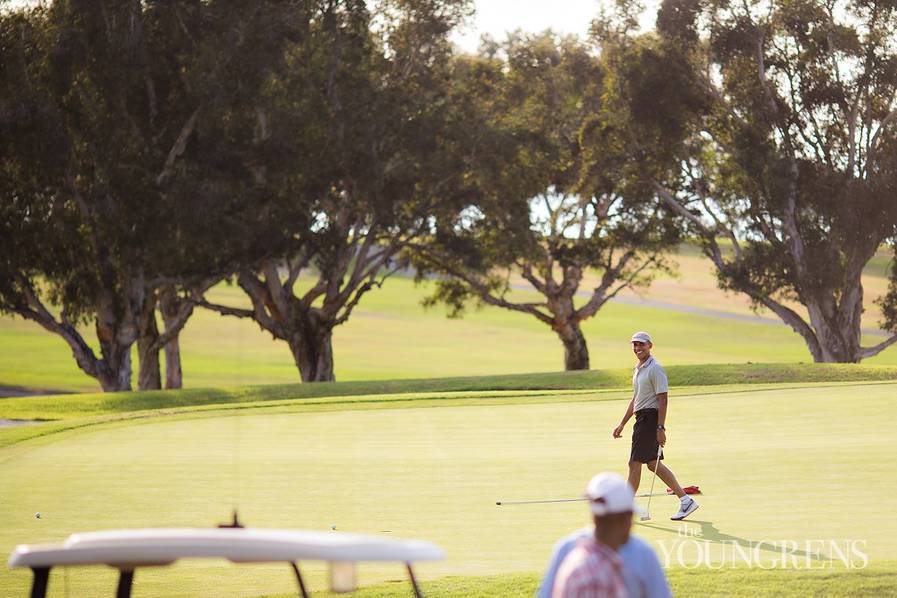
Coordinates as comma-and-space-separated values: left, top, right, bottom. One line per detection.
495, 498, 587, 506
495, 489, 679, 506
641, 444, 663, 521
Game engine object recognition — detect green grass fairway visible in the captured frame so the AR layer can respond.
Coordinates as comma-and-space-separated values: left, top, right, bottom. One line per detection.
2, 381, 895, 596
298, 565, 897, 597
4, 275, 897, 394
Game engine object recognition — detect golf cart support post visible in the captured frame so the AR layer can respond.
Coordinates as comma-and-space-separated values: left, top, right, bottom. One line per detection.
8, 528, 445, 598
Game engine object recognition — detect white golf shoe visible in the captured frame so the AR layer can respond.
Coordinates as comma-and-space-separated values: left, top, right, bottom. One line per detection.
671, 496, 699, 520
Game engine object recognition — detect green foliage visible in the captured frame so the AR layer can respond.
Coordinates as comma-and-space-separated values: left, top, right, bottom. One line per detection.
0, 1, 304, 388
416, 33, 681, 368
193, 0, 478, 381
615, 0, 897, 362
877, 245, 897, 333
6, 0, 897, 381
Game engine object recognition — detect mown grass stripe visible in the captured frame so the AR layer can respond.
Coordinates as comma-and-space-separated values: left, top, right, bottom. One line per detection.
3, 379, 897, 452
282, 562, 897, 598
3, 362, 896, 420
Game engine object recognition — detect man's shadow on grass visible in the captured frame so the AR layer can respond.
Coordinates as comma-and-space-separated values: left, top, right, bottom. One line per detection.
637, 519, 827, 561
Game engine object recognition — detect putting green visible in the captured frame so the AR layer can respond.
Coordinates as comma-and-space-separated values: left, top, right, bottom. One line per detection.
2, 382, 895, 596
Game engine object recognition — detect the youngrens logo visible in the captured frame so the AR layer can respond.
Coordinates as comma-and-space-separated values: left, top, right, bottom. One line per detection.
651, 524, 869, 569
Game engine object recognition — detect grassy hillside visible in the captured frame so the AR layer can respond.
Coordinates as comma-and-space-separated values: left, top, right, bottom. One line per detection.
599, 243, 895, 327
3, 362, 896, 421
3, 273, 897, 395
3, 363, 895, 452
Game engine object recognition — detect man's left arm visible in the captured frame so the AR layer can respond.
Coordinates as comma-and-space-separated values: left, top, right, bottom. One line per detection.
653, 367, 670, 446
656, 392, 668, 446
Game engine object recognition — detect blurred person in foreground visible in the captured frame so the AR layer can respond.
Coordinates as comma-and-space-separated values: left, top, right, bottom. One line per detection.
540, 472, 671, 598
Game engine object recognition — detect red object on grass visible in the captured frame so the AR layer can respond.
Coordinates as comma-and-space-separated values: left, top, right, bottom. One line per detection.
667, 485, 701, 495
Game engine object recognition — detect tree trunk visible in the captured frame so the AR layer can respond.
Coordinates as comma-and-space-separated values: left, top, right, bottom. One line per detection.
802, 280, 864, 363
163, 335, 183, 389
12, 274, 141, 392
556, 322, 590, 371
135, 285, 196, 390
137, 335, 163, 390
806, 317, 862, 363
94, 317, 135, 392
137, 295, 163, 390
160, 289, 185, 389
287, 313, 335, 382
96, 349, 133, 392
94, 302, 138, 392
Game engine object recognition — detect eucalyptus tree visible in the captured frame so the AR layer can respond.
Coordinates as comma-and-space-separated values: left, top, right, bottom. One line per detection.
199, 0, 474, 382
609, 0, 897, 362
0, 1, 301, 391
411, 33, 679, 371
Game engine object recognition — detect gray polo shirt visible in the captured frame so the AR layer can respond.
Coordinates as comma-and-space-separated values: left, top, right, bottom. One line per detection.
632, 356, 669, 412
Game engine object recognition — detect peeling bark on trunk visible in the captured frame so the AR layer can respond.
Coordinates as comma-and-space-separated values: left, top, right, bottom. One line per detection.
160, 289, 185, 389
556, 322, 590, 371
137, 334, 162, 390
137, 295, 163, 391
200, 238, 398, 385
163, 331, 183, 389
165, 335, 184, 389
811, 322, 858, 362
91, 290, 144, 392
135, 285, 197, 390
549, 289, 591, 371
96, 349, 133, 392
287, 312, 335, 382
797, 267, 866, 363
804, 308, 862, 363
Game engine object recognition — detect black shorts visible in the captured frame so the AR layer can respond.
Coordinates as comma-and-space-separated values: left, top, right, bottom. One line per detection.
631, 408, 664, 464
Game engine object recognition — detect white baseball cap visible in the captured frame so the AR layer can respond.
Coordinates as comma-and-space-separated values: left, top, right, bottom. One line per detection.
630, 331, 652, 344
584, 472, 645, 517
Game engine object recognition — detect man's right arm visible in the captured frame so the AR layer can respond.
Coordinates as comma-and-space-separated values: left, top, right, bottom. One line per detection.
613, 396, 635, 438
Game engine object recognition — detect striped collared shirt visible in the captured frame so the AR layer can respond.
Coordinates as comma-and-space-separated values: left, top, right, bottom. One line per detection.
551, 537, 627, 598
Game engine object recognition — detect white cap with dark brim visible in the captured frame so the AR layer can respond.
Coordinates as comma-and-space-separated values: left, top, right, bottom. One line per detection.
584, 472, 647, 518
630, 331, 652, 344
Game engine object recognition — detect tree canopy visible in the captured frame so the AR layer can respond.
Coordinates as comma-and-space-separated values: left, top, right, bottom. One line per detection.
199, 0, 475, 382
0, 0, 300, 389
3, 0, 897, 393
610, 0, 897, 362
413, 32, 680, 371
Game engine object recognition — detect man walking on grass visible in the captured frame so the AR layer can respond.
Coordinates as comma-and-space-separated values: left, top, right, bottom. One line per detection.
613, 331, 699, 521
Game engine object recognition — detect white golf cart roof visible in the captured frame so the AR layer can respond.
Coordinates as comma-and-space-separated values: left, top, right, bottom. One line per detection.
9, 527, 445, 597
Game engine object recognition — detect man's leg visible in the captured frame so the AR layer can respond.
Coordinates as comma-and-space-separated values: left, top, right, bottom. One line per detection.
628, 460, 642, 493
647, 460, 685, 498
648, 459, 699, 520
